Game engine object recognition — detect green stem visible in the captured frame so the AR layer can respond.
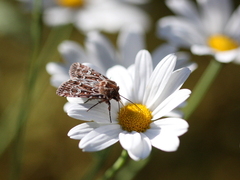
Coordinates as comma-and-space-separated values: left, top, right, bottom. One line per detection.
0, 17, 72, 160
115, 157, 150, 180
10, 0, 42, 179
99, 150, 128, 180
183, 59, 223, 120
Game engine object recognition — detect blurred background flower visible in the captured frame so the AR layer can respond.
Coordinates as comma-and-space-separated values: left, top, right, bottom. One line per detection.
46, 25, 196, 88
18, 0, 151, 33
158, 0, 240, 63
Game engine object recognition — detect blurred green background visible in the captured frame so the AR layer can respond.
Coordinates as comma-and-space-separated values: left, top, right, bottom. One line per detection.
1, 0, 240, 179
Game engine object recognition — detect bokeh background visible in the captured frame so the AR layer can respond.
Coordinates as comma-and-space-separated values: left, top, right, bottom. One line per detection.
1, 0, 240, 179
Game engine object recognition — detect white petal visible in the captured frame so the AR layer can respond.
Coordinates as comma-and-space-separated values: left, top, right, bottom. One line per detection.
197, 0, 232, 34
119, 131, 151, 161
117, 25, 145, 67
166, 0, 201, 25
80, 124, 122, 151
146, 128, 180, 152
191, 44, 212, 55
58, 40, 87, 65
143, 54, 176, 109
152, 118, 189, 136
127, 64, 135, 79
145, 118, 188, 151
134, 50, 153, 103
157, 16, 205, 47
46, 62, 67, 75
85, 31, 116, 72
149, 67, 191, 111
225, 5, 240, 39
175, 52, 198, 72
214, 49, 239, 63
152, 89, 191, 119
233, 52, 240, 64
165, 109, 183, 118
66, 102, 118, 123
75, 2, 150, 33
119, 131, 136, 150
152, 44, 177, 67
106, 65, 133, 100
50, 74, 69, 88
43, 7, 74, 26
68, 122, 100, 139
63, 102, 78, 112
46, 62, 69, 87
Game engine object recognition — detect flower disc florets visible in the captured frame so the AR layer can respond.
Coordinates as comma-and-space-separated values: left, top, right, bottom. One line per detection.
118, 104, 152, 132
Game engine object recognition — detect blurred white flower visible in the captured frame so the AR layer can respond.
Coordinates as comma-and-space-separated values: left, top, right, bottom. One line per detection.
18, 0, 151, 33
46, 26, 196, 88
157, 0, 240, 64
47, 25, 146, 87
66, 50, 191, 161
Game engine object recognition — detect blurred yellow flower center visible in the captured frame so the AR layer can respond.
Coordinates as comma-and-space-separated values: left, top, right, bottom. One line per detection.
118, 104, 152, 132
56, 0, 84, 7
208, 34, 239, 51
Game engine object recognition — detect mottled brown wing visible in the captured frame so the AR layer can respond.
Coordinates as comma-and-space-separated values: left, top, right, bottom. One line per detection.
69, 63, 108, 81
56, 79, 106, 98
57, 63, 107, 98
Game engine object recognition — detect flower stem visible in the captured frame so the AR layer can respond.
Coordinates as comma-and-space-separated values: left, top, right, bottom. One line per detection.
9, 0, 42, 179
0, 19, 72, 160
99, 150, 128, 180
183, 59, 223, 120
115, 156, 150, 180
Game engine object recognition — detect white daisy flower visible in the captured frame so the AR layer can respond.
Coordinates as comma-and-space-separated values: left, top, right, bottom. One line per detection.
18, 0, 151, 33
66, 50, 191, 161
157, 0, 240, 63
47, 26, 196, 88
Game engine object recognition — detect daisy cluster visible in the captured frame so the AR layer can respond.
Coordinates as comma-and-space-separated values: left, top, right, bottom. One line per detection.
19, 0, 239, 160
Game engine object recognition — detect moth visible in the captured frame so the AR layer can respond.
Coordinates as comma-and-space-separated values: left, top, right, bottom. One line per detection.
56, 63, 121, 122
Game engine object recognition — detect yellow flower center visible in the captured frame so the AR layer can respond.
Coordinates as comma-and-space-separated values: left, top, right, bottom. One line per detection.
207, 34, 239, 51
56, 0, 84, 7
118, 104, 152, 133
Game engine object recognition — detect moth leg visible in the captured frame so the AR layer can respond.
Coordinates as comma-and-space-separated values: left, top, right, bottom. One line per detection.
84, 99, 92, 104
86, 99, 112, 123
87, 99, 105, 112
107, 101, 112, 123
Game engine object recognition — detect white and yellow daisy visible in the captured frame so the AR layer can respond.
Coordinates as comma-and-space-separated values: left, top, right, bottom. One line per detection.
18, 0, 151, 33
158, 0, 240, 63
66, 50, 191, 161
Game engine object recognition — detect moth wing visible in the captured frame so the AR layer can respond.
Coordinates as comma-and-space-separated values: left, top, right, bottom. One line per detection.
69, 63, 108, 81
56, 79, 105, 98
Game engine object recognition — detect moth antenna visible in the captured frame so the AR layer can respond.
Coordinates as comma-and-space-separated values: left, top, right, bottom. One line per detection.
117, 100, 122, 112
120, 95, 142, 112
119, 100, 125, 107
